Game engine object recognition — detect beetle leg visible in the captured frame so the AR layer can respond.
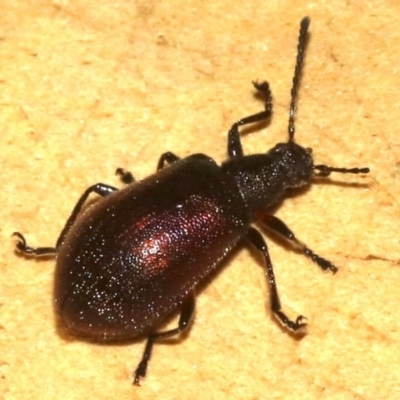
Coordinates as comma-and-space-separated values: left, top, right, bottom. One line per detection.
246, 226, 306, 332
134, 292, 195, 385
55, 183, 118, 249
115, 168, 135, 184
13, 183, 118, 256
12, 232, 56, 256
227, 81, 272, 158
115, 150, 183, 183
256, 211, 338, 273
157, 152, 180, 170
13, 184, 118, 255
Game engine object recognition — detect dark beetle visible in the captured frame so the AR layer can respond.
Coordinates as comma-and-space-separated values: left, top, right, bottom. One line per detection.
14, 17, 369, 385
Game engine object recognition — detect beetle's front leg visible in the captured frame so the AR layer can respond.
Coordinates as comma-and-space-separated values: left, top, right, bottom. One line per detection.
227, 81, 272, 158
256, 211, 338, 273
246, 227, 306, 332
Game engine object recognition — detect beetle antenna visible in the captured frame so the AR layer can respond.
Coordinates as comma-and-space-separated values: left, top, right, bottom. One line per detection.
288, 17, 310, 142
289, 18, 370, 178
313, 165, 370, 177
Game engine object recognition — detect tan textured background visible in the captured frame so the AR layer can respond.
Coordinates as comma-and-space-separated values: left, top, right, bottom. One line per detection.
2, 1, 400, 399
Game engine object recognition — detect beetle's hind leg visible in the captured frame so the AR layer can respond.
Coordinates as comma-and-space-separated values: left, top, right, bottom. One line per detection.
246, 227, 306, 332
227, 81, 272, 158
13, 183, 118, 255
134, 292, 195, 385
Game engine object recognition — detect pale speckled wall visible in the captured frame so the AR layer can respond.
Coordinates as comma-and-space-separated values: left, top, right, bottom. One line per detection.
1, 1, 400, 399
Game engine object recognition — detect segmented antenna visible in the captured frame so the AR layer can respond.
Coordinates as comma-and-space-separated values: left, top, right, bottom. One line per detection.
288, 17, 310, 141
289, 18, 370, 177
313, 165, 370, 177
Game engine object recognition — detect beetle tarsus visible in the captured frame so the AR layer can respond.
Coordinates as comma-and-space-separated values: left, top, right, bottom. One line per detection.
227, 80, 272, 159
275, 310, 307, 332
115, 168, 135, 184
307, 251, 338, 274
12, 232, 56, 256
134, 343, 152, 386
256, 212, 339, 274
157, 151, 180, 170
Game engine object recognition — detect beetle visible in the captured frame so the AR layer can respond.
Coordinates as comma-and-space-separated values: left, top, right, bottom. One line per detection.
13, 17, 369, 385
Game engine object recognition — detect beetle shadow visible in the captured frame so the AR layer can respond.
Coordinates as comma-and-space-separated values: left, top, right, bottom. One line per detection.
54, 314, 194, 349
312, 177, 370, 189
54, 310, 193, 348
12, 249, 56, 262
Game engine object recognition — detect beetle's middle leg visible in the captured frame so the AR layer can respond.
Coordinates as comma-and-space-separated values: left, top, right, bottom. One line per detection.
157, 152, 180, 170
246, 226, 306, 332
134, 291, 195, 386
